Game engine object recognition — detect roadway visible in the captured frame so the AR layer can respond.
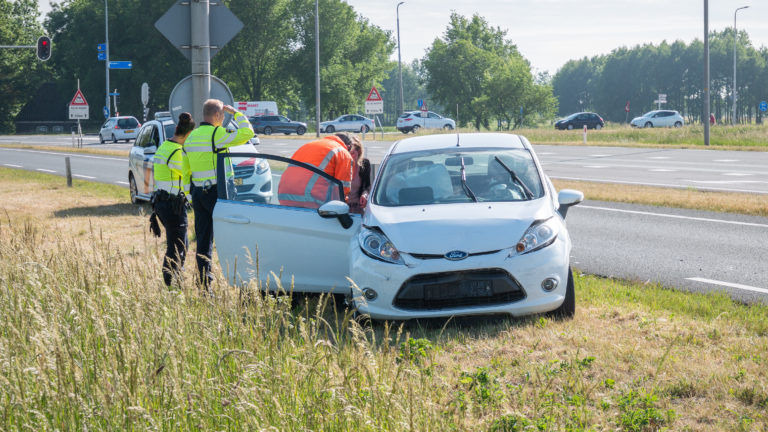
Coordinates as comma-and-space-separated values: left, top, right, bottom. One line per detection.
1, 135, 766, 304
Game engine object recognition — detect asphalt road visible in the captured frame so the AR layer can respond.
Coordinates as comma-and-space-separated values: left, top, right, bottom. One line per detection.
1, 136, 766, 304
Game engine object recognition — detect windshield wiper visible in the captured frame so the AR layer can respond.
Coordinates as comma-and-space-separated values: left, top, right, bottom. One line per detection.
494, 156, 533, 199
460, 156, 478, 202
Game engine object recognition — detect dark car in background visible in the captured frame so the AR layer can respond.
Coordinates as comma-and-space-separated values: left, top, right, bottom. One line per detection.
249, 115, 307, 136
554, 112, 604, 130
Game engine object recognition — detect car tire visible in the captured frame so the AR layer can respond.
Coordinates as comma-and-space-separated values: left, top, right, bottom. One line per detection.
99, 134, 105, 144
443, 124, 453, 130
297, 126, 306, 135
595, 124, 602, 130
361, 125, 369, 133
400, 128, 409, 134
547, 266, 575, 319
263, 126, 272, 135
567, 124, 574, 130
644, 122, 653, 128
112, 134, 117, 143
326, 125, 335, 133
284, 132, 291, 135
674, 121, 682, 128
412, 124, 420, 133
129, 174, 138, 204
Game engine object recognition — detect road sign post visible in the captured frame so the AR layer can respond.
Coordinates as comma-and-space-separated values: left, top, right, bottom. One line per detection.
69, 83, 88, 148
365, 86, 384, 115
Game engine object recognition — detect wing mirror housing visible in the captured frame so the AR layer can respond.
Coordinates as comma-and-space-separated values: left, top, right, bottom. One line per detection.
318, 200, 353, 229
144, 145, 157, 155
557, 189, 584, 219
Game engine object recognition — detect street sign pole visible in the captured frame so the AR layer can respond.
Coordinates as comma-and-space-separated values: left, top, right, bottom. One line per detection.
104, 0, 110, 119
191, 0, 211, 124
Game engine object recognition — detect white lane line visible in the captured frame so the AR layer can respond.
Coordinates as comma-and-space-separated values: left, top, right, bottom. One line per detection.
688, 180, 768, 185
115, 181, 129, 185
583, 165, 607, 169
73, 174, 96, 179
648, 156, 670, 159
550, 175, 768, 195
686, 277, 768, 295
650, 169, 676, 172
36, 168, 56, 173
589, 154, 611, 157
3, 163, 22, 168
0, 148, 125, 162
713, 159, 738, 163
579, 205, 768, 228
723, 173, 752, 177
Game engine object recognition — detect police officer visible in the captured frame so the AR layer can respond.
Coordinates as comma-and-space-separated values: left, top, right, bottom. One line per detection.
184, 99, 254, 288
152, 112, 195, 287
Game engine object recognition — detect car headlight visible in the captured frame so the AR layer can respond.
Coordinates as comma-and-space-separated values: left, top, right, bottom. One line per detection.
255, 159, 269, 175
358, 227, 404, 265
514, 217, 560, 255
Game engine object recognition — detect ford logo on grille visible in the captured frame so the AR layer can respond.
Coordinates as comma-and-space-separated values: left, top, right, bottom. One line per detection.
444, 250, 469, 261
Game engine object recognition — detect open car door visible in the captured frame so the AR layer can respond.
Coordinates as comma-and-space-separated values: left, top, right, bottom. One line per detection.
212, 152, 361, 292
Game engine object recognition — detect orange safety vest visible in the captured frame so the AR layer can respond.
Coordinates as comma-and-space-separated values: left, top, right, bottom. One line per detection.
277, 136, 353, 208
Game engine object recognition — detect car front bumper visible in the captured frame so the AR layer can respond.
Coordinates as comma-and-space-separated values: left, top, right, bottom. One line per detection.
349, 234, 571, 320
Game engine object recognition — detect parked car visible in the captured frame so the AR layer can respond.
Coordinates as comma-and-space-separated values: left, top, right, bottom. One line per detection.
128, 119, 270, 204
212, 133, 584, 320
554, 112, 604, 130
154, 111, 172, 120
630, 110, 684, 128
320, 114, 374, 133
99, 116, 141, 143
249, 115, 307, 135
396, 111, 456, 134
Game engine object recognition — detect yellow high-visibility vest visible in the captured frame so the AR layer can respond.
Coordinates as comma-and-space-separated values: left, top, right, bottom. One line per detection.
184, 111, 254, 186
153, 139, 190, 195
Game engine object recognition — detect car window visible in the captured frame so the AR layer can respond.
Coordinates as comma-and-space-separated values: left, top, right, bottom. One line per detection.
278, 116, 289, 122
428, 112, 440, 119
373, 148, 544, 206
118, 118, 139, 128
399, 113, 411, 119
163, 123, 175, 140
134, 127, 149, 147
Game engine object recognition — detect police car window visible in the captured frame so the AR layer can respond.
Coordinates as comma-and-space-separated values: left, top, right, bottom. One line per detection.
163, 123, 176, 139
134, 127, 150, 147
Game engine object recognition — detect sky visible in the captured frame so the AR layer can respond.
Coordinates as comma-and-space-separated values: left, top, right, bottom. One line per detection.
38, 0, 768, 74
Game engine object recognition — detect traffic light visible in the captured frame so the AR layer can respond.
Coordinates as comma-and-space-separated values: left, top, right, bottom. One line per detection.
36, 36, 51, 61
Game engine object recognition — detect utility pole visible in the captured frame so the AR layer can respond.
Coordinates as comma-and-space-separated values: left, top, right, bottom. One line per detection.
191, 0, 211, 124
104, 0, 110, 118
733, 6, 749, 125
704, 0, 710, 146
397, 2, 405, 115
315, 0, 321, 137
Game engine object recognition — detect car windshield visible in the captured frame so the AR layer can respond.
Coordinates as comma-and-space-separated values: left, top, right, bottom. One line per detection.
642, 111, 657, 117
374, 148, 544, 206
117, 118, 138, 128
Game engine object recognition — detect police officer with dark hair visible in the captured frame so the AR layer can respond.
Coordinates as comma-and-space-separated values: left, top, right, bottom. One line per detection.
151, 112, 196, 287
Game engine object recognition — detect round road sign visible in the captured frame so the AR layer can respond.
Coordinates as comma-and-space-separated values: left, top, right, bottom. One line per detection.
168, 74, 234, 124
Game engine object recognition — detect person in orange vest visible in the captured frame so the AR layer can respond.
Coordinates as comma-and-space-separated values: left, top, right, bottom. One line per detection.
278, 133, 353, 208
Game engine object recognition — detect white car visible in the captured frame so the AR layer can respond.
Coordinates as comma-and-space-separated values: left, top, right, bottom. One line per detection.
320, 114, 374, 133
99, 116, 141, 143
128, 119, 271, 204
397, 111, 456, 133
630, 110, 684, 128
212, 133, 583, 320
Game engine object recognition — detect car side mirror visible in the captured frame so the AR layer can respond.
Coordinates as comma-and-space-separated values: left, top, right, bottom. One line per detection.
318, 200, 353, 229
144, 145, 157, 155
557, 189, 584, 219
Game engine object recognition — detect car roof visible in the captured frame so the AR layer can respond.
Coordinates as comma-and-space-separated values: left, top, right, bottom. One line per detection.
390, 133, 528, 154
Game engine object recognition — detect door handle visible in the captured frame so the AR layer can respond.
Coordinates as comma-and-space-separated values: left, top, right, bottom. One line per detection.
220, 216, 250, 224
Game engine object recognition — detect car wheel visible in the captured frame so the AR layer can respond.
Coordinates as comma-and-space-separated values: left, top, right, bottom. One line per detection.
99, 134, 105, 144
129, 174, 138, 204
263, 126, 272, 135
361, 125, 369, 133
284, 132, 291, 135
400, 128, 409, 134
112, 134, 117, 143
297, 126, 306, 135
326, 125, 335, 133
674, 121, 682, 128
547, 266, 575, 319
567, 124, 574, 130
644, 122, 653, 128
595, 124, 602, 130
443, 124, 454, 130
412, 124, 420, 133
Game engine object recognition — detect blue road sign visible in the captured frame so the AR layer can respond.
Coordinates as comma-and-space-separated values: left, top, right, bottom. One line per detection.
97, 52, 106, 60
97, 43, 106, 52
109, 61, 132, 69
760, 101, 767, 112
103, 106, 110, 119
417, 99, 423, 108
108, 92, 120, 96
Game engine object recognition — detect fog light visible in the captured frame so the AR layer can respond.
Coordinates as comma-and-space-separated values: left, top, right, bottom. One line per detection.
541, 278, 558, 292
363, 288, 378, 301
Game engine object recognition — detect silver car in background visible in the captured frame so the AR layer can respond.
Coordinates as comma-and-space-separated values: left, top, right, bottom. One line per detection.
320, 114, 375, 133
630, 110, 684, 128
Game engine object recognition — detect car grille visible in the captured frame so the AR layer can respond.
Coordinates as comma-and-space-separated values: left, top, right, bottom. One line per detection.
409, 250, 500, 260
234, 165, 254, 179
393, 269, 526, 311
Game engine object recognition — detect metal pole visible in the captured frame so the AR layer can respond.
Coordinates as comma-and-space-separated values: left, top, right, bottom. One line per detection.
397, 2, 404, 116
104, 0, 110, 119
191, 0, 211, 125
314, 0, 321, 137
704, 0, 710, 146
733, 6, 749, 126
65, 157, 72, 187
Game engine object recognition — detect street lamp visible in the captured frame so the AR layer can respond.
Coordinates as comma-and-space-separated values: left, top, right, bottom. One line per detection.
704, 0, 710, 146
397, 1, 405, 116
733, 5, 749, 125
315, 0, 321, 137
104, 0, 110, 119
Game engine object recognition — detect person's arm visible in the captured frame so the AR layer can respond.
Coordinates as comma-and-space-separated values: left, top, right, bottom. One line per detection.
180, 150, 191, 196
214, 108, 255, 149
333, 150, 353, 199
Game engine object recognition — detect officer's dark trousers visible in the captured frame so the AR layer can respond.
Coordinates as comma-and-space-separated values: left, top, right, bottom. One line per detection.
155, 199, 188, 287
191, 185, 218, 287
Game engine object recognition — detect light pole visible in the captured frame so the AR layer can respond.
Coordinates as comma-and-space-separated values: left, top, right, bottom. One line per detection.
104, 0, 110, 119
397, 2, 404, 116
704, 0, 710, 146
315, 0, 321, 137
733, 5, 749, 125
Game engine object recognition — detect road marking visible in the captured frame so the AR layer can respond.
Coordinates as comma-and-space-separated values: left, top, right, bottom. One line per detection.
115, 181, 129, 185
650, 169, 676, 172
36, 168, 56, 173
589, 154, 611, 157
723, 173, 751, 176
550, 175, 768, 195
579, 205, 768, 228
583, 165, 607, 169
686, 277, 768, 295
688, 180, 768, 185
3, 163, 22, 168
73, 174, 96, 179
713, 159, 738, 163
648, 156, 670, 159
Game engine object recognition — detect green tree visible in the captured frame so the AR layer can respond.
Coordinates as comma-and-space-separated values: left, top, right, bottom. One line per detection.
0, 0, 45, 132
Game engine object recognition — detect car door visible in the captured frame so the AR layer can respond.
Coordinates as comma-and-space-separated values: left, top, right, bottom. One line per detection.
212, 152, 361, 291
139, 123, 160, 196
342, 115, 356, 131
130, 126, 150, 192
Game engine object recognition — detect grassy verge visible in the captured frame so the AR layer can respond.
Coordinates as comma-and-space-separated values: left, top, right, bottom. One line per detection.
1, 168, 767, 430
0, 143, 128, 157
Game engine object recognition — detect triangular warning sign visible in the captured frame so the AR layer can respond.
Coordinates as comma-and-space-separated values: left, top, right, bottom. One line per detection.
366, 86, 382, 102
70, 89, 88, 106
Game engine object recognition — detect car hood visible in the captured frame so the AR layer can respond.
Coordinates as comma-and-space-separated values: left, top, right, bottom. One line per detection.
364, 199, 554, 255
630, 116, 647, 122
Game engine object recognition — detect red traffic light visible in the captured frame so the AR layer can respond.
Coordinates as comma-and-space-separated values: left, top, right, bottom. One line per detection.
36, 36, 52, 61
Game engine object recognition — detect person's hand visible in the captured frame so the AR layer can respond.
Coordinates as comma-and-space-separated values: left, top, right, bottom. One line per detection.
359, 193, 368, 208
223, 105, 236, 115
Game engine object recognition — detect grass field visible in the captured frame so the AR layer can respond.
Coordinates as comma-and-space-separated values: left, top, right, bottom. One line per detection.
1, 167, 767, 431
